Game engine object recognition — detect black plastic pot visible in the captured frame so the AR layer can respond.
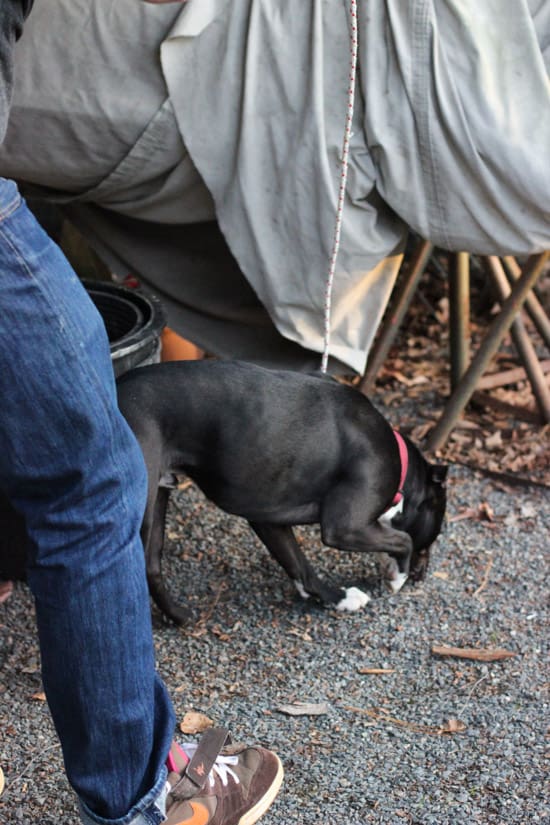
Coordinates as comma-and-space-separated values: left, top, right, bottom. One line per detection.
83, 280, 166, 378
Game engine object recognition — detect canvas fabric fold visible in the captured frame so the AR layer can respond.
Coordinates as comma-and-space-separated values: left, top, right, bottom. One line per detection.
1, 0, 548, 373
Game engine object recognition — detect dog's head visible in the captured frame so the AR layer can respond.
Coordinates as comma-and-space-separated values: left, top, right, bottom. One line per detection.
409, 463, 447, 579
393, 461, 448, 581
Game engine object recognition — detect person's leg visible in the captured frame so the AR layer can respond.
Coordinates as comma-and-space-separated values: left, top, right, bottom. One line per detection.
0, 178, 175, 824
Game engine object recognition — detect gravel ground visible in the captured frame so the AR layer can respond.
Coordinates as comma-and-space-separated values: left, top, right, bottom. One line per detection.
0, 453, 548, 824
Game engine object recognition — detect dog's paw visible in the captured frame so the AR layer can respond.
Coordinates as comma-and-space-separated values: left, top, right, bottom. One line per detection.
379, 554, 408, 594
294, 580, 311, 600
388, 571, 408, 593
335, 586, 370, 612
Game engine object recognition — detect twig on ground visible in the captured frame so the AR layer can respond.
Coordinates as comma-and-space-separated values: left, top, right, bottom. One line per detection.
9, 744, 60, 787
344, 705, 466, 736
473, 556, 494, 598
431, 645, 517, 662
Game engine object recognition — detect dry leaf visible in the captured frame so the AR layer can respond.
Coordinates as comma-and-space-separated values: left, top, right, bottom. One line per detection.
441, 719, 467, 734
435, 297, 450, 324
431, 645, 517, 662
520, 503, 537, 519
485, 431, 503, 450
448, 507, 479, 523
179, 711, 214, 734
383, 369, 417, 387
276, 701, 330, 717
287, 628, 313, 642
211, 625, 232, 642
450, 432, 474, 447
308, 737, 333, 750
453, 419, 481, 431
479, 502, 495, 522
30, 692, 46, 702
448, 503, 496, 524
0, 581, 13, 604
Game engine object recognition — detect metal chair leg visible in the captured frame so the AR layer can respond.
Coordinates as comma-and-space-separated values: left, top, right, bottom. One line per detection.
426, 251, 550, 451
449, 252, 470, 388
484, 256, 550, 423
502, 256, 550, 349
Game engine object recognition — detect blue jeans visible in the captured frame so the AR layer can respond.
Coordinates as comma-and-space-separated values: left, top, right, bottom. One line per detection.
0, 178, 175, 824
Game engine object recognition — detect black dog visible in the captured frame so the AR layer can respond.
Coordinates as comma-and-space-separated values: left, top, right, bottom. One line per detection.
116, 360, 447, 624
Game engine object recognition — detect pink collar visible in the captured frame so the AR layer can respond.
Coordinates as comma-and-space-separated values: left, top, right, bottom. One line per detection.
392, 430, 408, 505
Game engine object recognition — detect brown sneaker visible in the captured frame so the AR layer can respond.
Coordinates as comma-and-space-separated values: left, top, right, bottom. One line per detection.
164, 728, 283, 825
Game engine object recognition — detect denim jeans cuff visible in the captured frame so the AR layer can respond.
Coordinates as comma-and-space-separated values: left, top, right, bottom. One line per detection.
78, 766, 168, 825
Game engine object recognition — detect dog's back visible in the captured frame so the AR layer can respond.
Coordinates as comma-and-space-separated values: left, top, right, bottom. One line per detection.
116, 360, 391, 522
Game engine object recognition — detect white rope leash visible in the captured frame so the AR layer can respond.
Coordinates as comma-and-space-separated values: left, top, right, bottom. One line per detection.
321, 0, 359, 373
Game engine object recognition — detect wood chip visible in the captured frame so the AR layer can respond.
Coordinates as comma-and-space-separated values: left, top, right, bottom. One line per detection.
431, 645, 517, 662
358, 667, 396, 675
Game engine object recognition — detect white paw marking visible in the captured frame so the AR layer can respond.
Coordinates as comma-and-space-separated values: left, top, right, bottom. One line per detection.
388, 571, 408, 593
336, 586, 370, 612
294, 580, 311, 600
379, 554, 408, 593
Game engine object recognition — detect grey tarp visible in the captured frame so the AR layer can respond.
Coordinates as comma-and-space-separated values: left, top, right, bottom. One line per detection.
1, 0, 548, 373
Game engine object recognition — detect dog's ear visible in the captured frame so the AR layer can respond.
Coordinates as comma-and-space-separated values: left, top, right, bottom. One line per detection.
431, 464, 448, 484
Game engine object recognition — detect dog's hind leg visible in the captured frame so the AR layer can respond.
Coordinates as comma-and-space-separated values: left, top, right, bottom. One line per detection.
144, 485, 191, 625
248, 522, 369, 612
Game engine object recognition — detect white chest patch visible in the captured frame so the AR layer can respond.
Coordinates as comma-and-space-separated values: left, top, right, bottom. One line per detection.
378, 497, 404, 525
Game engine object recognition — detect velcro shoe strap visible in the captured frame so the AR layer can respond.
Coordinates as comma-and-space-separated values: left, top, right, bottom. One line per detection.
172, 727, 231, 799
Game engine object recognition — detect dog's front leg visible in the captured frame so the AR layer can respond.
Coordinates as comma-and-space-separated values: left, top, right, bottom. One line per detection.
321, 488, 414, 594
321, 490, 413, 554
378, 551, 412, 594
248, 522, 369, 612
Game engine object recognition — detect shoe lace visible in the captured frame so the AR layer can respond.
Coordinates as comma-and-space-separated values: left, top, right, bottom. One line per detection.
180, 743, 240, 788
208, 753, 240, 788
